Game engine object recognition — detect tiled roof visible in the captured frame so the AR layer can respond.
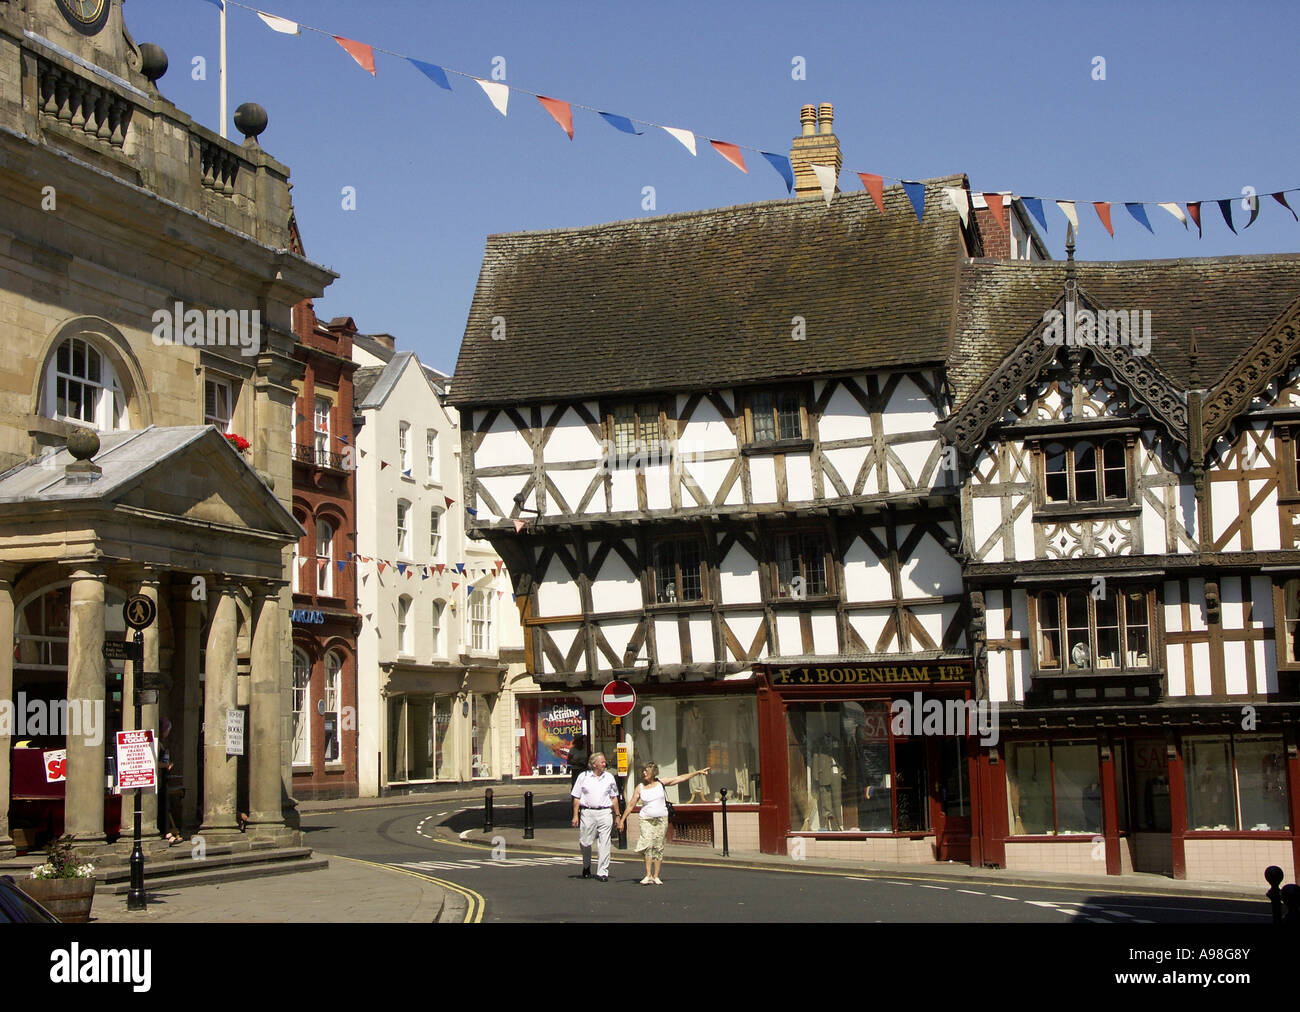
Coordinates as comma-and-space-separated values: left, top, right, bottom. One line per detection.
951, 255, 1300, 408
449, 177, 972, 405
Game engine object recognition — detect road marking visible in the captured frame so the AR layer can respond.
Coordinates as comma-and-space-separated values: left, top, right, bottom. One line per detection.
917, 884, 948, 891
957, 889, 986, 896
991, 895, 1020, 901
327, 853, 485, 923
1026, 901, 1060, 909
886, 881, 912, 886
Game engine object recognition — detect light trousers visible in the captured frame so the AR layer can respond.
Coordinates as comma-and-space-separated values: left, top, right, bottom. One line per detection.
578, 808, 614, 876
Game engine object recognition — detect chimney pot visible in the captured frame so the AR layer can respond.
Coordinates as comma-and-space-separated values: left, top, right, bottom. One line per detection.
800, 104, 816, 137
818, 102, 834, 135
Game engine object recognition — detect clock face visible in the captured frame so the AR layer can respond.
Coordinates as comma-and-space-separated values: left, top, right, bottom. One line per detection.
54, 0, 111, 36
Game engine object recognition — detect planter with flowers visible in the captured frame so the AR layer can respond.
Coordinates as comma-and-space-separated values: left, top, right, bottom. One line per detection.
224, 432, 251, 453
18, 835, 97, 922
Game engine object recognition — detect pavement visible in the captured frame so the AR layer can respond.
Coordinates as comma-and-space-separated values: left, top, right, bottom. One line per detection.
73, 780, 1283, 920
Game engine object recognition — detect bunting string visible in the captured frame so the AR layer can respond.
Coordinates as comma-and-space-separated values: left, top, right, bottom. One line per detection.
205, 0, 1300, 237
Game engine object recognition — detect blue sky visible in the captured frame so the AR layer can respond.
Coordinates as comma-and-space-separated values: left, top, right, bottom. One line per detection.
128, 0, 1300, 373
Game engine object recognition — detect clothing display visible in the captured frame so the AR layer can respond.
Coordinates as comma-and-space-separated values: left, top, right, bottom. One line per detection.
733, 703, 755, 802
812, 746, 843, 831
683, 706, 708, 799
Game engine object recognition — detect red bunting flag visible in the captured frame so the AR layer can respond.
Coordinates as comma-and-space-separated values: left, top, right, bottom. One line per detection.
537, 96, 574, 140
982, 193, 1006, 230
1187, 201, 1203, 237
497, 590, 503, 599
444, 496, 455, 507
333, 36, 376, 76
513, 519, 526, 533
380, 461, 390, 470
377, 562, 387, 574
452, 581, 459, 591
709, 140, 747, 174
1093, 202, 1114, 237
857, 173, 886, 215
436, 564, 445, 574
406, 569, 414, 579
495, 560, 503, 572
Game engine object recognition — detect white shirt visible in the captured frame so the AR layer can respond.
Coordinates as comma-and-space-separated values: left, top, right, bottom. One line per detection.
639, 781, 668, 819
571, 770, 618, 809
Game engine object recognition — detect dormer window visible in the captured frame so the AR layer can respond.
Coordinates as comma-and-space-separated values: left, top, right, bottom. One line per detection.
1041, 438, 1128, 505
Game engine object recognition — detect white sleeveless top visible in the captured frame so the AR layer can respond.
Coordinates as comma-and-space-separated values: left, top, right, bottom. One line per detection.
639, 781, 668, 819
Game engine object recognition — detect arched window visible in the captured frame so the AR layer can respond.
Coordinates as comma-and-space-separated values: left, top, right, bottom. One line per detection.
292, 648, 311, 766
323, 651, 342, 762
44, 337, 127, 431
397, 595, 412, 655
316, 518, 334, 595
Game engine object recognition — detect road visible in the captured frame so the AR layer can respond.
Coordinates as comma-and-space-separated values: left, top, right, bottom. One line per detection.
299, 800, 1271, 925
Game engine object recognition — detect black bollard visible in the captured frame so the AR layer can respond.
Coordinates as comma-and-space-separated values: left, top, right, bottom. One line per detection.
523, 791, 535, 839
1266, 865, 1284, 924
720, 787, 729, 857
483, 788, 494, 833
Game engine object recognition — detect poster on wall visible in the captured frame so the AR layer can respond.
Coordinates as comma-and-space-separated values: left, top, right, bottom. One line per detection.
535, 697, 584, 770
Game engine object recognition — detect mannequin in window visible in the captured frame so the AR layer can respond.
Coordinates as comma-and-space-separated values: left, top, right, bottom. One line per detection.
682, 703, 709, 803
732, 701, 754, 803
812, 732, 843, 831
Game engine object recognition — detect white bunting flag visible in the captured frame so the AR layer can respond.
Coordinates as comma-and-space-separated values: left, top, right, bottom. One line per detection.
941, 186, 970, 225
257, 11, 301, 34
661, 126, 697, 156
475, 79, 510, 117
1056, 200, 1079, 231
810, 163, 838, 206
1157, 201, 1189, 228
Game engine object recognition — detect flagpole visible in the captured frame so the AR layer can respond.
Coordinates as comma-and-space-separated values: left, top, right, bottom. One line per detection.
219, 1, 228, 138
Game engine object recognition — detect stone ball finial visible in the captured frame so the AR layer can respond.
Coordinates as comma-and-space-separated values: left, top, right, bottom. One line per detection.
139, 44, 168, 84
67, 427, 100, 461
234, 103, 269, 142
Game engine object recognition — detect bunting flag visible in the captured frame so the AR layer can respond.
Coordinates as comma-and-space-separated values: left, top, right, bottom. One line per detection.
1022, 197, 1048, 232
408, 58, 452, 90
333, 36, 376, 76
513, 519, 526, 533
336, 560, 346, 572
444, 496, 455, 507
296, 412, 306, 424
451, 581, 459, 591
402, 468, 411, 477
200, 0, 224, 7
941, 186, 970, 226
1056, 200, 1078, 231
1244, 195, 1261, 230
347, 551, 354, 560
810, 163, 837, 206
537, 96, 574, 140
1187, 201, 1203, 237
377, 562, 386, 574
1093, 202, 1114, 236
465, 506, 478, 518
1125, 202, 1154, 234
982, 193, 1005, 230
710, 140, 747, 174
467, 585, 475, 594
900, 182, 925, 221
661, 126, 697, 156
475, 78, 509, 116
436, 563, 445, 574
761, 152, 794, 194
858, 173, 886, 215
339, 434, 349, 444
406, 569, 414, 580
456, 563, 466, 574
1157, 202, 1188, 228
495, 560, 504, 572
1273, 192, 1299, 222
1216, 199, 1237, 235
599, 112, 642, 135
396, 563, 406, 575
380, 461, 390, 470
257, 11, 299, 34
497, 590, 504, 599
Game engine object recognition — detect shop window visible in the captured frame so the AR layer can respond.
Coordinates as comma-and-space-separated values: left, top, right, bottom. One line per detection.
1005, 740, 1102, 835
773, 532, 828, 598
628, 696, 759, 806
1121, 738, 1171, 832
652, 538, 704, 604
1034, 587, 1150, 672
292, 649, 311, 766
517, 696, 585, 776
434, 696, 454, 779
45, 337, 128, 431
748, 388, 804, 444
1185, 734, 1289, 831
1040, 438, 1128, 505
472, 695, 494, 778
323, 651, 342, 763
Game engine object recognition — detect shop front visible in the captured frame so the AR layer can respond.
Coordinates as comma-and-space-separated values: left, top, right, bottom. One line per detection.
382, 664, 502, 791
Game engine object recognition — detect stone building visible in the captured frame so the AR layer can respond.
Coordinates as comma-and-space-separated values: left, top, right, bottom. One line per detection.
0, 0, 333, 856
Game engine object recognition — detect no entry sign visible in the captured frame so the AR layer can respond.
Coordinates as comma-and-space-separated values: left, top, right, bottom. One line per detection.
601, 680, 636, 718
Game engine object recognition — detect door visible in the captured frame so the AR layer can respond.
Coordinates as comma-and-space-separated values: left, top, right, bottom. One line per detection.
1126, 737, 1173, 875
932, 737, 972, 862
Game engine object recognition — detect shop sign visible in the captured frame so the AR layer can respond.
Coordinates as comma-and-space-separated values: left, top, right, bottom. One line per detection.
225, 709, 245, 756
290, 609, 325, 625
43, 749, 67, 783
770, 661, 971, 686
115, 730, 156, 791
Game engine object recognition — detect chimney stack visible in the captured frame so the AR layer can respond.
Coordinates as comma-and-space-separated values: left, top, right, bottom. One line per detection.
790, 102, 842, 199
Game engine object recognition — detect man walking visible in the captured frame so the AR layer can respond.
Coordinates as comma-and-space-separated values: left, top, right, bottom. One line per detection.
570, 752, 621, 881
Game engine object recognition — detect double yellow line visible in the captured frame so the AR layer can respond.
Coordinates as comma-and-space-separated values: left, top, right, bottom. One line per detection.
327, 853, 485, 923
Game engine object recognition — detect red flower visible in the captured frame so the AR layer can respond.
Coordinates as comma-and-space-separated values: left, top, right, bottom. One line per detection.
224, 433, 251, 451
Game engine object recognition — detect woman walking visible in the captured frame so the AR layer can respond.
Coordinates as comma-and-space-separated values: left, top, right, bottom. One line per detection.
618, 762, 709, 885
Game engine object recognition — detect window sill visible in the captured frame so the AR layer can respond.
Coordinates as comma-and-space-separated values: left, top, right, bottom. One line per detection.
742, 439, 813, 457
1034, 502, 1140, 521
1031, 668, 1158, 679
647, 600, 708, 611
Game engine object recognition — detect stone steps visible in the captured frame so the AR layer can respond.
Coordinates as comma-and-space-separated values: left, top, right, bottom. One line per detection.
96, 846, 328, 895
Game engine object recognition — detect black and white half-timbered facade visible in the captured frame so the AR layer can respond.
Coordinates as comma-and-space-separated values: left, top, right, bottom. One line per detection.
451, 118, 1300, 885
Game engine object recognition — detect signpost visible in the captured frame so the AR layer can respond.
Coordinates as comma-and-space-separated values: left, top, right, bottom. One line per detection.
602, 681, 635, 850
120, 594, 156, 911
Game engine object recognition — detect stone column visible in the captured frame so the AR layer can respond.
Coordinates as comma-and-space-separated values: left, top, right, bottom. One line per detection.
0, 569, 17, 857
64, 567, 107, 844
200, 580, 240, 833
248, 582, 284, 827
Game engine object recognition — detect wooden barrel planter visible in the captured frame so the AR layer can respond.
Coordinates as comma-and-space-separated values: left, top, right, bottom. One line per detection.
18, 878, 97, 923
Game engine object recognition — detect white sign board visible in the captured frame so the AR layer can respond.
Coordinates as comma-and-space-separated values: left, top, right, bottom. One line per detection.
225, 708, 245, 756
43, 749, 67, 784
115, 730, 156, 792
